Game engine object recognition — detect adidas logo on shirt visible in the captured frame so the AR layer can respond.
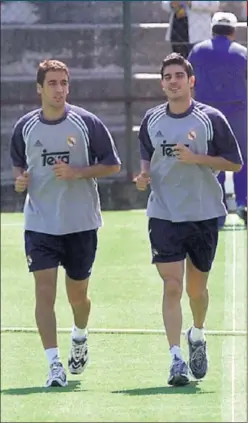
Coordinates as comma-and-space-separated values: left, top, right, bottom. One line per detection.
155, 130, 163, 138
34, 140, 43, 147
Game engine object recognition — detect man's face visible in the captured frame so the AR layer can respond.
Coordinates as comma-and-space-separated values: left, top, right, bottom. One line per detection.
37, 70, 69, 108
161, 64, 194, 101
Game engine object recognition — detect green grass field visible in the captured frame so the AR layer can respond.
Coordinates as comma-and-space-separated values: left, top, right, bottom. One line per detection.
1, 212, 247, 422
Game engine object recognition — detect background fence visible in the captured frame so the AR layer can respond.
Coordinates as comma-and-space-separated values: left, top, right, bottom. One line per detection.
1, 1, 247, 210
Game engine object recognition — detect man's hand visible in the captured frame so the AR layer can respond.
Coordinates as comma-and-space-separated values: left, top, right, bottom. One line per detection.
53, 160, 76, 180
173, 144, 197, 164
134, 172, 150, 191
15, 171, 29, 193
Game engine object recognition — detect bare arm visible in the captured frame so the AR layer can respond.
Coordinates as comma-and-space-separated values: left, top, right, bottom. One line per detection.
13, 166, 25, 179
73, 163, 120, 179
193, 155, 242, 172
174, 110, 243, 172
140, 160, 151, 174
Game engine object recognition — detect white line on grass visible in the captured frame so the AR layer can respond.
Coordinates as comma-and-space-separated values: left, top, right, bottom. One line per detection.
231, 218, 236, 423
1, 327, 246, 335
222, 215, 238, 423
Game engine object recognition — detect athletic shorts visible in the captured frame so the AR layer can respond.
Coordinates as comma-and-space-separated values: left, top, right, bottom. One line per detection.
24, 230, 98, 280
148, 217, 219, 272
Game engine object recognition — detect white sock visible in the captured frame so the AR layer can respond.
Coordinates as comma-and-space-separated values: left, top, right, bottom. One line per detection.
170, 345, 183, 361
72, 325, 87, 341
45, 347, 60, 366
190, 326, 205, 343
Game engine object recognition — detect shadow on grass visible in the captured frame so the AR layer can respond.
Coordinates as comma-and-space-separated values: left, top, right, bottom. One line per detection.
112, 381, 215, 396
1, 380, 85, 395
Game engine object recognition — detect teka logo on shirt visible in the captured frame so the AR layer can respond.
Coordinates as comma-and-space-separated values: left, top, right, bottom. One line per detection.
41, 149, 70, 166
160, 140, 189, 157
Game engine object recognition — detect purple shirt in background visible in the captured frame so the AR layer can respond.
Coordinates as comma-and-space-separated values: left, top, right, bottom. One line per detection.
188, 36, 247, 157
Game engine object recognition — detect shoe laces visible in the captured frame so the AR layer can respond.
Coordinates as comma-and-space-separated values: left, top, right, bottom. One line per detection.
172, 356, 185, 372
72, 338, 87, 360
50, 362, 63, 377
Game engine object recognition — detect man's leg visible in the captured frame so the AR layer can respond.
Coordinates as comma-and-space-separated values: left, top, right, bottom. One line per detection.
66, 276, 91, 374
34, 268, 58, 352
66, 276, 91, 332
185, 257, 210, 380
186, 257, 209, 333
185, 218, 218, 380
24, 230, 67, 387
148, 218, 189, 386
156, 262, 184, 350
64, 230, 97, 375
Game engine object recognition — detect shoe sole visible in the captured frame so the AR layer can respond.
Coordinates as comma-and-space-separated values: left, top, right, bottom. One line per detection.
45, 379, 68, 388
168, 374, 190, 387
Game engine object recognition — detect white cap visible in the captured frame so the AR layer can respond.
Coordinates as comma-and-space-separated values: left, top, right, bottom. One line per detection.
211, 12, 237, 28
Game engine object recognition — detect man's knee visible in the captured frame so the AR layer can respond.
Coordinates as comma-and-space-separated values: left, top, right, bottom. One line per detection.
186, 286, 208, 301
66, 277, 89, 307
34, 269, 57, 307
164, 278, 183, 301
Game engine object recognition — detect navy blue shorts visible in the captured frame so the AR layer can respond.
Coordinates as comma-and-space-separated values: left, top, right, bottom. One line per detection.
24, 230, 98, 280
148, 218, 219, 272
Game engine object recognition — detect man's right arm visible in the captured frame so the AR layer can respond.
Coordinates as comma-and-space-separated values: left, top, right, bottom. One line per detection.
135, 114, 154, 191
10, 120, 27, 179
138, 114, 154, 171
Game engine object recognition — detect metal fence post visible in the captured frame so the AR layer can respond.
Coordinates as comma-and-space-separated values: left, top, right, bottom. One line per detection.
122, 1, 133, 181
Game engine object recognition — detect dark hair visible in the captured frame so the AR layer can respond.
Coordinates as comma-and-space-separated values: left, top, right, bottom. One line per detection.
212, 25, 235, 36
160, 53, 194, 79
36, 59, 69, 86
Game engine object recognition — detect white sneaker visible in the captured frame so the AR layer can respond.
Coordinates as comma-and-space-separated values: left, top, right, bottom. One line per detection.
68, 336, 88, 375
45, 362, 68, 387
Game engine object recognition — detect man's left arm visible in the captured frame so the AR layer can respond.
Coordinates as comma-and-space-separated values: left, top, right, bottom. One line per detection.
54, 117, 121, 180
174, 111, 243, 172
199, 112, 243, 172
75, 118, 121, 179
196, 112, 243, 171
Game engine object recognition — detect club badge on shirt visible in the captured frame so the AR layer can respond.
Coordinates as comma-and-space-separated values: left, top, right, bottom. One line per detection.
67, 136, 76, 147
188, 131, 196, 141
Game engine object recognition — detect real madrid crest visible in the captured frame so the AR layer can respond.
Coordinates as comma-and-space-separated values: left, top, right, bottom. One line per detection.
188, 131, 196, 141
67, 136, 76, 147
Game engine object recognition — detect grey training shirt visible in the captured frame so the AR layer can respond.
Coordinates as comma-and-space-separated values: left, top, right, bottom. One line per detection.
139, 100, 243, 222
10, 103, 121, 234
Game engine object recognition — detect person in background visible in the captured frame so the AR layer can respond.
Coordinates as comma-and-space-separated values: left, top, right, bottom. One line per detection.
188, 12, 247, 227
161, 1, 220, 58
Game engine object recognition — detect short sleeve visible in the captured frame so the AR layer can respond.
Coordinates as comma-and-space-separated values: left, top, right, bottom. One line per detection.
138, 115, 154, 161
88, 117, 121, 166
208, 111, 243, 164
10, 121, 27, 168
